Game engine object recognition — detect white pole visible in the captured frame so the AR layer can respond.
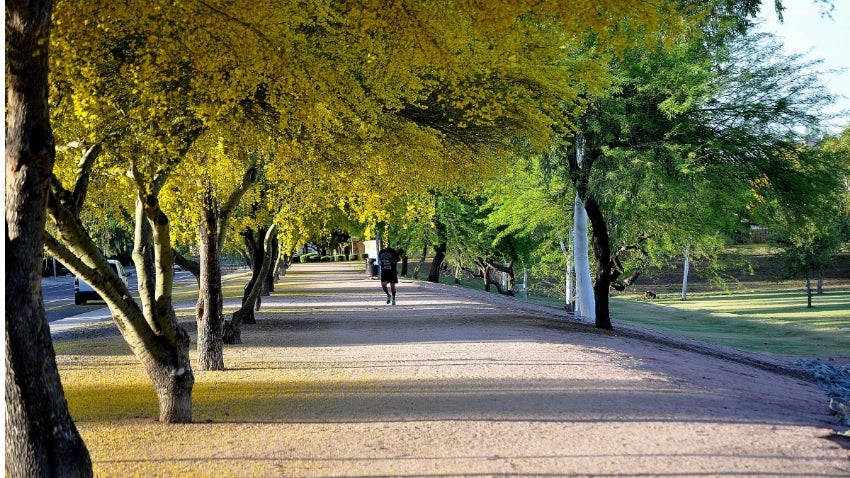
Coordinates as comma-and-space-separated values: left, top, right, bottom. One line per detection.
572, 133, 595, 324
573, 194, 595, 323
681, 246, 690, 301
558, 227, 573, 311
523, 267, 528, 300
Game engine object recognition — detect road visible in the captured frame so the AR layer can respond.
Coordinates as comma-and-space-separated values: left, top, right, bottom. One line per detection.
41, 269, 198, 322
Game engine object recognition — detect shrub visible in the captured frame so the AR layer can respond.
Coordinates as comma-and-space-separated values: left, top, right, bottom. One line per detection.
300, 253, 321, 263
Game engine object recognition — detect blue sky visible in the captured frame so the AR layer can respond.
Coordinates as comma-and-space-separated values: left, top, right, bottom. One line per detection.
755, 0, 850, 134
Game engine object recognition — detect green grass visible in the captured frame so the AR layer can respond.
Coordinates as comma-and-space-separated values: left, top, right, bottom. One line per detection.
610, 290, 850, 359
407, 259, 850, 360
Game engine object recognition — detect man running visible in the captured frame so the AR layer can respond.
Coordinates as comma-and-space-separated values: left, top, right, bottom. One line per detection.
378, 244, 401, 305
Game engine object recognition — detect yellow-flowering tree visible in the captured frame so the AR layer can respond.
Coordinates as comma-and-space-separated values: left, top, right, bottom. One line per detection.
45, 0, 691, 422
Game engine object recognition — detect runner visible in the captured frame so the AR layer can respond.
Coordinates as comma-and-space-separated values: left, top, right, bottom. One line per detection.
378, 244, 401, 305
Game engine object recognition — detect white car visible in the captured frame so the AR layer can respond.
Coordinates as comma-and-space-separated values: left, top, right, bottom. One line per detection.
74, 259, 128, 305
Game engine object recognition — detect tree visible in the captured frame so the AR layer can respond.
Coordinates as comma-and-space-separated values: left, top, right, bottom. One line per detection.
42, 0, 727, 420
223, 225, 278, 344
163, 131, 264, 370
556, 26, 838, 329
768, 140, 849, 304
483, 155, 574, 301
820, 124, 850, 242
5, 0, 93, 475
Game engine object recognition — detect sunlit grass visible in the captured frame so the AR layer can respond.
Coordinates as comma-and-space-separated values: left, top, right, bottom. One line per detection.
610, 289, 850, 359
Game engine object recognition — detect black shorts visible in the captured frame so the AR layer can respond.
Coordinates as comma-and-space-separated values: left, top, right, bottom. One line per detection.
381, 268, 398, 284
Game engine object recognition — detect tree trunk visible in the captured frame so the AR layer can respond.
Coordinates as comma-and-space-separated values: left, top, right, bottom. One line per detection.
261, 234, 276, 301
557, 228, 574, 312
5, 3, 94, 475
475, 258, 515, 295
583, 194, 614, 330
240, 227, 267, 324
129, 192, 197, 422
196, 193, 224, 371
427, 241, 447, 283
570, 133, 612, 330
47, 182, 196, 423
806, 268, 813, 308
133, 197, 157, 326
193, 162, 256, 362
400, 249, 409, 276
225, 225, 277, 344
134, 310, 195, 423
412, 244, 427, 279
267, 234, 280, 291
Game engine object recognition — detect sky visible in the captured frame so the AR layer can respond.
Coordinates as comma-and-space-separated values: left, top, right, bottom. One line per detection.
754, 0, 850, 134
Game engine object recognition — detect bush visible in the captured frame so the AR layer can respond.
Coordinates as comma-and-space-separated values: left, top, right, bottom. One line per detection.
299, 253, 321, 263
335, 255, 346, 261
348, 254, 360, 261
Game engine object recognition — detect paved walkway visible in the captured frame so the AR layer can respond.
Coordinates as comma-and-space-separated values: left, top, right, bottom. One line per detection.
55, 262, 849, 476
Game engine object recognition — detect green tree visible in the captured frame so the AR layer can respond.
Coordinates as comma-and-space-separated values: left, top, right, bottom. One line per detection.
483, 156, 574, 300
558, 28, 838, 329
821, 124, 850, 240
769, 140, 849, 304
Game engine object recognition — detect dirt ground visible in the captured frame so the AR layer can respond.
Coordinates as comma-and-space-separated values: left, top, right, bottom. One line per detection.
58, 262, 849, 477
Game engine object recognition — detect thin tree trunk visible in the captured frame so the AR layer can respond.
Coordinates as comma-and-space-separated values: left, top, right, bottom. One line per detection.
268, 234, 280, 291
400, 249, 409, 276
806, 268, 813, 308
5, 2, 93, 475
196, 191, 224, 371
240, 227, 267, 322
224, 225, 277, 344
427, 241, 447, 283
557, 227, 573, 312
134, 197, 157, 327
412, 244, 427, 279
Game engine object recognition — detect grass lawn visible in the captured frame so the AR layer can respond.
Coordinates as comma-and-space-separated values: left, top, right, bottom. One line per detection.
608, 289, 850, 360
415, 257, 850, 361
